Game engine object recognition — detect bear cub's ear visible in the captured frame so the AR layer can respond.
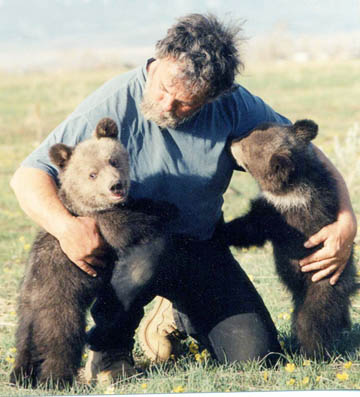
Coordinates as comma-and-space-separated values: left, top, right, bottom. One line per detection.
293, 119, 318, 143
49, 144, 74, 169
95, 117, 118, 139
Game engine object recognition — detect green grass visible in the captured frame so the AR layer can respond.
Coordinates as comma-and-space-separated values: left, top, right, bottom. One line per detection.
0, 60, 360, 394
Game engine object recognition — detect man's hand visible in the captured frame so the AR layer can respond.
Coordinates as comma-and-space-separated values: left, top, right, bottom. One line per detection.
299, 213, 357, 285
56, 216, 106, 277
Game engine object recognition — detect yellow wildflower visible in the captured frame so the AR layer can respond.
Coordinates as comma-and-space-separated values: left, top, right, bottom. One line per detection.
286, 378, 295, 386
285, 363, 296, 373
263, 371, 269, 382
9, 347, 17, 354
336, 372, 349, 381
344, 361, 353, 369
195, 353, 203, 362
316, 376, 321, 383
6, 356, 15, 364
278, 312, 290, 320
82, 353, 88, 360
141, 383, 147, 389
303, 360, 310, 366
189, 341, 199, 354
302, 376, 310, 385
201, 349, 210, 359
24, 243, 31, 251
173, 385, 185, 393
194, 349, 210, 362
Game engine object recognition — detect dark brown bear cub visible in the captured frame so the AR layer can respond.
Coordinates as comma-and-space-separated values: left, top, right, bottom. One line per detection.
223, 120, 357, 358
10, 118, 176, 388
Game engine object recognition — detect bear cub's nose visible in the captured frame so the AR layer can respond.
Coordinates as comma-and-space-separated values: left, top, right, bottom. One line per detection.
110, 182, 124, 194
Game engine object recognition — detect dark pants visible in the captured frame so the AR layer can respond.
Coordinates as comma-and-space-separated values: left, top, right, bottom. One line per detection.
87, 234, 282, 364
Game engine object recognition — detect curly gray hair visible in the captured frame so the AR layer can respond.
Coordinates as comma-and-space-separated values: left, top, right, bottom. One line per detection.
155, 13, 245, 100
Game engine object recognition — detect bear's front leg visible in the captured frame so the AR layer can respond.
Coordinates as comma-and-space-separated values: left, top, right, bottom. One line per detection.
222, 198, 273, 249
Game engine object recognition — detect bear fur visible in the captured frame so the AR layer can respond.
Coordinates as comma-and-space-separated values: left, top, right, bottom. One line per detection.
10, 118, 176, 388
223, 119, 357, 358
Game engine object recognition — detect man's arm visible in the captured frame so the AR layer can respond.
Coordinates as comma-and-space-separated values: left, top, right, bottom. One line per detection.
299, 145, 357, 285
10, 167, 104, 277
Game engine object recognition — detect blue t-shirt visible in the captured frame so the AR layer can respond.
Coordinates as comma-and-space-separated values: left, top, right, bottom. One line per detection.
22, 60, 290, 240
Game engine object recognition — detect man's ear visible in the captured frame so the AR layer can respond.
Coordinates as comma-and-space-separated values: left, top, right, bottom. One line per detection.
49, 144, 73, 169
95, 117, 118, 139
269, 152, 294, 184
293, 119, 318, 143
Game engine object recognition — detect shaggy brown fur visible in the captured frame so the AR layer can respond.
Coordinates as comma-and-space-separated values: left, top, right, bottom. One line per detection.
223, 119, 357, 358
10, 118, 176, 388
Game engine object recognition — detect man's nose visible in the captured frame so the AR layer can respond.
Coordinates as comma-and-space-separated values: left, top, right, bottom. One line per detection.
161, 93, 176, 112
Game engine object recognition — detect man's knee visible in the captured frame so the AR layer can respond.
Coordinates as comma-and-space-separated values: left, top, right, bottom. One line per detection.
207, 313, 282, 364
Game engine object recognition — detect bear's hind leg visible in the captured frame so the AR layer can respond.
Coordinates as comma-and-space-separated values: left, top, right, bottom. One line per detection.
34, 305, 87, 388
38, 349, 82, 389
293, 280, 351, 359
10, 303, 39, 387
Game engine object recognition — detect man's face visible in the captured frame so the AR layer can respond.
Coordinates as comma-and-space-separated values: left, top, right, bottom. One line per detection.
141, 58, 207, 129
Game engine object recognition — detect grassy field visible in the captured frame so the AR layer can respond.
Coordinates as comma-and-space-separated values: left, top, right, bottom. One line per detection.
0, 60, 359, 395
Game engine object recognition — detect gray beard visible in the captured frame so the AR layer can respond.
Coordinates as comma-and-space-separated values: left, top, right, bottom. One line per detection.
140, 94, 199, 129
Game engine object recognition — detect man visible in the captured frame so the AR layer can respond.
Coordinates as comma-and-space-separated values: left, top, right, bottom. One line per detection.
10, 14, 357, 382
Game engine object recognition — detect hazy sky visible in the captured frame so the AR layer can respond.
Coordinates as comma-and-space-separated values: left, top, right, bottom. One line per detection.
1, 0, 359, 51
0, 0, 358, 70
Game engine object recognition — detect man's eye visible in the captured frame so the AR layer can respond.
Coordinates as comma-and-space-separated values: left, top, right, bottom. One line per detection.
89, 172, 97, 179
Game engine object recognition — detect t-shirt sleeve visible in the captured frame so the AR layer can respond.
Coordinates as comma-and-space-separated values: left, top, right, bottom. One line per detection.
231, 85, 292, 138
21, 114, 92, 179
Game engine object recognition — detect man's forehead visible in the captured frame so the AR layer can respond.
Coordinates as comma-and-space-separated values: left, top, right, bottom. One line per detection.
158, 58, 184, 78
158, 58, 206, 103
158, 60, 186, 88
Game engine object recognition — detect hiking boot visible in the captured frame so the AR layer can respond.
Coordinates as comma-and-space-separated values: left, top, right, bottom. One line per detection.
138, 296, 186, 362
84, 348, 139, 385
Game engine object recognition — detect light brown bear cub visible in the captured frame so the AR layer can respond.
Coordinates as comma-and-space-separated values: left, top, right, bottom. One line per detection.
223, 120, 356, 358
10, 118, 176, 388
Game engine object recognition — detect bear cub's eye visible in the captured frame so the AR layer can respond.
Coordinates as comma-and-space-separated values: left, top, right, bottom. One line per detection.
109, 158, 120, 168
89, 172, 97, 179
